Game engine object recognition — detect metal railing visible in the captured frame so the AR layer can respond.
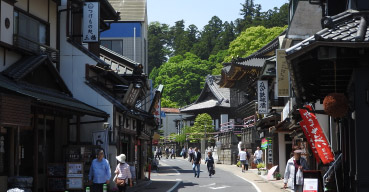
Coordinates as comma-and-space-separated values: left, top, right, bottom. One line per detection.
13, 34, 59, 63
323, 153, 342, 188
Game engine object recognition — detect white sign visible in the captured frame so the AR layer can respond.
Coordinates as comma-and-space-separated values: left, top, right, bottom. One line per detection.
257, 80, 269, 114
282, 101, 290, 121
83, 2, 99, 42
303, 178, 318, 192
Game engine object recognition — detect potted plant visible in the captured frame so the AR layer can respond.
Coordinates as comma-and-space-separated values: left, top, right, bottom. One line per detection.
236, 160, 241, 167
257, 163, 265, 175
275, 172, 281, 180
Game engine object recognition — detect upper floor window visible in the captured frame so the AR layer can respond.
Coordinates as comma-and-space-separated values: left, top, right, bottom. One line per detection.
101, 40, 123, 55
14, 10, 48, 45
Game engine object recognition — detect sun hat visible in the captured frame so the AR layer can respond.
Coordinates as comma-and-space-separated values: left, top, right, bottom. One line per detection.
116, 154, 126, 163
294, 149, 303, 153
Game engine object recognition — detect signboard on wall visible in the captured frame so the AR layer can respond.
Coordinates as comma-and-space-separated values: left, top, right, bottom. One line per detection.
257, 80, 269, 114
276, 49, 290, 97
122, 84, 141, 107
83, 2, 99, 42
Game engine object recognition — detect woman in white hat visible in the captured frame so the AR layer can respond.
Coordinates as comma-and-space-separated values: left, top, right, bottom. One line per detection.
283, 149, 309, 192
114, 154, 133, 192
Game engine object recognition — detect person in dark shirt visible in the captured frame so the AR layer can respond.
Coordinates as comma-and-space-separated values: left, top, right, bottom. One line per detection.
192, 147, 201, 178
205, 151, 215, 178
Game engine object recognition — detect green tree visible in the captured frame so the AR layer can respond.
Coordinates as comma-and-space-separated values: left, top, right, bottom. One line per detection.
148, 22, 170, 73
209, 50, 229, 75
224, 26, 286, 62
152, 53, 215, 107
188, 113, 214, 142
176, 126, 191, 144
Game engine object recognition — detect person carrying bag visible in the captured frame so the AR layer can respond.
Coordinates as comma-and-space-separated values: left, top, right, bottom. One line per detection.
114, 154, 133, 192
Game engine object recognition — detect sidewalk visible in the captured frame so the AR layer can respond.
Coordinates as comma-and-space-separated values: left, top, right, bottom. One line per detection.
126, 179, 152, 192
215, 163, 291, 192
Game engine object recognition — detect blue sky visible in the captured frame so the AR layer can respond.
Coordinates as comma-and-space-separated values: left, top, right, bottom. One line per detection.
147, 0, 289, 30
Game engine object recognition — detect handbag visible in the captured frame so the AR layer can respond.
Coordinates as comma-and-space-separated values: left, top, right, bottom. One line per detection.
211, 169, 216, 175
115, 177, 126, 186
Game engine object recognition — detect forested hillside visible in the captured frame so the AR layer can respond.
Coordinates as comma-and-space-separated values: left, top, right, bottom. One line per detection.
149, 1, 288, 107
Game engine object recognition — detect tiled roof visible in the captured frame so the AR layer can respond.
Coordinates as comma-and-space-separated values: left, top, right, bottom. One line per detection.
3, 55, 48, 81
108, 0, 146, 22
161, 108, 180, 113
0, 75, 108, 118
180, 75, 230, 112
286, 10, 369, 57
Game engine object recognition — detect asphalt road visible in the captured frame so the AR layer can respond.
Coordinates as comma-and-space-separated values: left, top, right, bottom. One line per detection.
135, 157, 258, 192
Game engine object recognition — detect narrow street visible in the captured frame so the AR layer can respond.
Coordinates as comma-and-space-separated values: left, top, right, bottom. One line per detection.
132, 158, 258, 192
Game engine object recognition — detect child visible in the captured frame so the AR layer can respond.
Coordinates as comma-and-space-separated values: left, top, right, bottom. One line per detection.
205, 151, 215, 178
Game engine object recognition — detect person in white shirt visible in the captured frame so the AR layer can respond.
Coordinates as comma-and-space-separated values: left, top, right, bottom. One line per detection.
238, 148, 247, 172
254, 146, 263, 164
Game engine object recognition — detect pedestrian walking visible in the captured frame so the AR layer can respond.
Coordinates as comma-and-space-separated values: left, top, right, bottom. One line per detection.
188, 147, 194, 162
238, 148, 248, 172
155, 147, 161, 160
192, 147, 201, 178
165, 147, 170, 159
253, 146, 263, 164
205, 151, 215, 178
284, 149, 309, 192
114, 154, 133, 192
88, 149, 111, 192
181, 147, 187, 159
245, 148, 251, 171
170, 147, 176, 159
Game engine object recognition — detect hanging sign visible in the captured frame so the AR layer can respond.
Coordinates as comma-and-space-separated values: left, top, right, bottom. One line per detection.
83, 2, 99, 42
299, 105, 334, 164
299, 121, 320, 163
276, 49, 290, 97
257, 80, 269, 114
261, 138, 268, 149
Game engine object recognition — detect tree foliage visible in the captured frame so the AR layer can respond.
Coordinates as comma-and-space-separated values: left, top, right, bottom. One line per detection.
150, 53, 215, 107
148, 2, 289, 107
224, 26, 286, 62
188, 113, 214, 142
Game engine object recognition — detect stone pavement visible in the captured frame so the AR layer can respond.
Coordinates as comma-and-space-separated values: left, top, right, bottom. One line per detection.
214, 163, 292, 192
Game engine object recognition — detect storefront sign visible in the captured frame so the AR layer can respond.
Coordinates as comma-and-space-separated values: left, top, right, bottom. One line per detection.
303, 178, 318, 192
282, 101, 290, 121
257, 80, 269, 114
83, 2, 99, 42
122, 84, 141, 107
261, 138, 268, 149
299, 105, 334, 164
276, 49, 290, 97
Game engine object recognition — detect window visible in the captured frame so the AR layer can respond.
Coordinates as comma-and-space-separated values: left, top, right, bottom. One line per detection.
14, 10, 48, 45
101, 40, 123, 55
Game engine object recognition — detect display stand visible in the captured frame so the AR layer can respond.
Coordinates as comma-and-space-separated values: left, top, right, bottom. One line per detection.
63, 145, 101, 191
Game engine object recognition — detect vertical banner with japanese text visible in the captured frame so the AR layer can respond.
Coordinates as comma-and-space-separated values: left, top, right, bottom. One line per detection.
258, 80, 269, 114
83, 2, 99, 42
299, 105, 334, 164
276, 49, 290, 97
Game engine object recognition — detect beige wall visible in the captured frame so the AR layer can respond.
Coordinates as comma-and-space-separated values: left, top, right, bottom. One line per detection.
29, 0, 48, 21
14, 0, 27, 11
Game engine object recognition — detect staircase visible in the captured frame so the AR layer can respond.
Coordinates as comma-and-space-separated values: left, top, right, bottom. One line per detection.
323, 153, 342, 192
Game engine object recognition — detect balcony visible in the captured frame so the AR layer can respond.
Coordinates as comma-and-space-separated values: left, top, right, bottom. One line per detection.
13, 34, 59, 63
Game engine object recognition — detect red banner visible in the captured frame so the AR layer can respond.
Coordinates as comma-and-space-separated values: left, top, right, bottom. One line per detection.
299, 105, 334, 164
299, 121, 320, 162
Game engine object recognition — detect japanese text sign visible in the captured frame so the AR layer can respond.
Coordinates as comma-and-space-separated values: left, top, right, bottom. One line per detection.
299, 105, 334, 164
276, 49, 290, 97
83, 2, 99, 42
258, 80, 269, 114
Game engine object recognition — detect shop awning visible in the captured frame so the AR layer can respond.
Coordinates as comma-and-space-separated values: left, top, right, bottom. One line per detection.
0, 75, 108, 118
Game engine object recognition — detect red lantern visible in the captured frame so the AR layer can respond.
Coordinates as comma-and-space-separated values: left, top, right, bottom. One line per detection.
323, 93, 348, 118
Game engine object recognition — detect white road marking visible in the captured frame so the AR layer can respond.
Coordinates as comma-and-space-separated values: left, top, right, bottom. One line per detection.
235, 175, 262, 192
166, 179, 182, 192
209, 185, 230, 190
199, 183, 216, 187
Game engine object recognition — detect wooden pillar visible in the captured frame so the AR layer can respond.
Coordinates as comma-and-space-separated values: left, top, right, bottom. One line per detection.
33, 109, 38, 192
43, 114, 47, 192
15, 126, 20, 176
76, 116, 81, 144
9, 128, 15, 176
